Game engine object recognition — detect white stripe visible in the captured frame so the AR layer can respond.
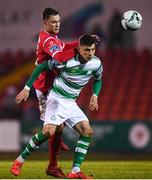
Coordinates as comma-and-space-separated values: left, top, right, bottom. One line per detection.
26, 147, 31, 153
93, 94, 98, 97
35, 134, 38, 139
52, 56, 102, 99
52, 50, 60, 58
55, 77, 80, 95
29, 139, 36, 148
24, 85, 30, 91
35, 61, 38, 65
75, 147, 87, 154
77, 140, 89, 146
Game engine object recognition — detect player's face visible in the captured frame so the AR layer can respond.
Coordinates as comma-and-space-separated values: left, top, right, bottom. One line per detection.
79, 43, 96, 61
44, 15, 60, 35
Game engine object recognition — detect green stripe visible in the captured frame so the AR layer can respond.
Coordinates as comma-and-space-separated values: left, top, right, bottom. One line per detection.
37, 131, 48, 141
32, 136, 39, 145
59, 75, 83, 89
73, 152, 85, 167
27, 144, 35, 152
79, 136, 91, 142
65, 67, 90, 75
77, 143, 88, 150
73, 163, 81, 167
21, 150, 30, 159
52, 85, 78, 99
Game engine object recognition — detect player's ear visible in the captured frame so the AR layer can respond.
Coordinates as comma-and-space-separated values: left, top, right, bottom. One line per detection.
77, 47, 81, 53
43, 20, 47, 26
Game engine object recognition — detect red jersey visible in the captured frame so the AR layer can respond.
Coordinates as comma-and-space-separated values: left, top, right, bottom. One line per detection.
33, 30, 78, 93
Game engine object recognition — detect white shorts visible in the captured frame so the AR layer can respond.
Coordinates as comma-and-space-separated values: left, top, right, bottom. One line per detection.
44, 91, 88, 127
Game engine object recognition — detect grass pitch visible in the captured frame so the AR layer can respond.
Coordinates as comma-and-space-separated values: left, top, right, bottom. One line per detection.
1, 160, 152, 179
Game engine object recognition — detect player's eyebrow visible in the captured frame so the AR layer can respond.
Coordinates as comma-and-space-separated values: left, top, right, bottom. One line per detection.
84, 47, 95, 51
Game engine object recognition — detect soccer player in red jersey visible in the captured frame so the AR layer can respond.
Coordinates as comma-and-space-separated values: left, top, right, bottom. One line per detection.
34, 7, 81, 178
28, 7, 78, 178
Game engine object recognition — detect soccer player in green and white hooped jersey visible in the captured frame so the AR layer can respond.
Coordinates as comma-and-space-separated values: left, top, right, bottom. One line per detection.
11, 34, 103, 179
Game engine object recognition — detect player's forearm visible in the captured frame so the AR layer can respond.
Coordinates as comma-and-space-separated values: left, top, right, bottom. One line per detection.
25, 61, 51, 90
63, 41, 79, 51
93, 79, 102, 96
53, 49, 76, 63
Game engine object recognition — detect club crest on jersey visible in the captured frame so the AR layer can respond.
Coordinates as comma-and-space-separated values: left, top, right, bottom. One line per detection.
87, 70, 92, 75
50, 41, 53, 46
49, 45, 60, 53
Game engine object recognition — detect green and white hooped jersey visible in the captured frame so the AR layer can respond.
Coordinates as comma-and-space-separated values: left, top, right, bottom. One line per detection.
50, 55, 103, 99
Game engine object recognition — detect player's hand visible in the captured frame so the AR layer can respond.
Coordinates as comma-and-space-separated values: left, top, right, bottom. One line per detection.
89, 94, 98, 111
91, 34, 101, 45
15, 89, 29, 104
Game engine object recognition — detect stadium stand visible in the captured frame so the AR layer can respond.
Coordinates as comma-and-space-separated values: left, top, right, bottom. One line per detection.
0, 48, 152, 121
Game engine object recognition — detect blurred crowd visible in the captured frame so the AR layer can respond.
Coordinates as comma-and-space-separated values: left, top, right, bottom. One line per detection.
0, 9, 151, 121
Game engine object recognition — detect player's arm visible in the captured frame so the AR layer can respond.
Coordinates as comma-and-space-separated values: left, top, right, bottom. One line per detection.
15, 61, 54, 104
51, 37, 100, 62
63, 41, 79, 51
43, 39, 76, 63
63, 35, 100, 51
89, 62, 103, 111
89, 79, 102, 111
93, 79, 102, 97
53, 49, 76, 63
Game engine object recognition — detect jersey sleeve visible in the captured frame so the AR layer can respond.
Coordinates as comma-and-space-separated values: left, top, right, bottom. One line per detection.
43, 37, 61, 57
93, 62, 103, 80
25, 61, 53, 89
63, 41, 79, 51
93, 79, 102, 96
43, 37, 76, 63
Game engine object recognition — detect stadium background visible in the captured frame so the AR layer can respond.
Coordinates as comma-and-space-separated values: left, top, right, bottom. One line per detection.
0, 0, 152, 159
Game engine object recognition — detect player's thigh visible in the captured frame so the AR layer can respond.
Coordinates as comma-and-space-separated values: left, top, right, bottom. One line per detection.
44, 94, 67, 126
66, 102, 93, 136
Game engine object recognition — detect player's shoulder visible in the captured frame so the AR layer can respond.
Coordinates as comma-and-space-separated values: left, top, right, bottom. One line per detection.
39, 30, 55, 41
93, 55, 102, 62
92, 55, 102, 66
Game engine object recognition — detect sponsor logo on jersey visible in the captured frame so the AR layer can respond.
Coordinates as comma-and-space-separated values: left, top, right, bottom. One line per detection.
49, 45, 60, 53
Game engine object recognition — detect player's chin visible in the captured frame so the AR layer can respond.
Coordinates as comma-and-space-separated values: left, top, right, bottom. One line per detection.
54, 29, 59, 34
86, 57, 92, 61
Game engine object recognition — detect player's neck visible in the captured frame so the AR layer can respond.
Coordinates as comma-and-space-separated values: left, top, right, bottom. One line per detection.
78, 54, 87, 64
43, 28, 56, 36
48, 31, 56, 36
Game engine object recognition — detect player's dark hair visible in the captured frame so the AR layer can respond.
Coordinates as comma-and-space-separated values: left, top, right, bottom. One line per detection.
42, 7, 59, 20
80, 34, 95, 46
